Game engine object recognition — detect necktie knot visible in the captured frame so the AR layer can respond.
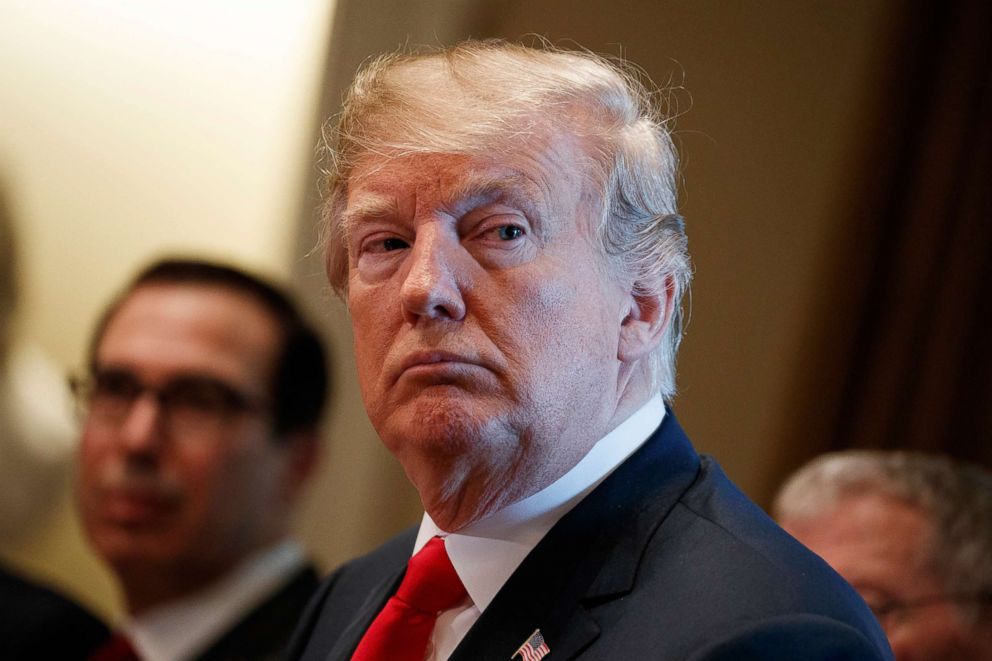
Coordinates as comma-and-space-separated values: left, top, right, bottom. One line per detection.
396, 536, 466, 614
351, 536, 467, 661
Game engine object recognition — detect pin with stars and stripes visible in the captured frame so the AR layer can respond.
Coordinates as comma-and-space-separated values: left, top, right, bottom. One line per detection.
512, 628, 550, 660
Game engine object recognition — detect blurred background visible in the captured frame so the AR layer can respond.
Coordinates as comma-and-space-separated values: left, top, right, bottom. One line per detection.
1, 0, 988, 621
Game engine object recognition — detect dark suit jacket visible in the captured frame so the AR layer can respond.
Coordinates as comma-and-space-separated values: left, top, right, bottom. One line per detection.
194, 565, 319, 661
287, 414, 893, 660
0, 565, 109, 660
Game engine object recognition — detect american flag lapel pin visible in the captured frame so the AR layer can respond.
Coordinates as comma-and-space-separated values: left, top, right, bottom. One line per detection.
512, 628, 550, 660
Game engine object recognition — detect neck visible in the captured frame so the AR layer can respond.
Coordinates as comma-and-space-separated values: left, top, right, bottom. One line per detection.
121, 562, 232, 616
118, 535, 285, 616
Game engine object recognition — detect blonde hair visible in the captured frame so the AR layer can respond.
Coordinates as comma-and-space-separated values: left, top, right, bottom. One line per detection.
321, 39, 691, 400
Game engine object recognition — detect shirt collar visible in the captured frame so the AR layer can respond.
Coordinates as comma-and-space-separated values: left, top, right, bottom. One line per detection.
125, 540, 305, 661
415, 395, 664, 612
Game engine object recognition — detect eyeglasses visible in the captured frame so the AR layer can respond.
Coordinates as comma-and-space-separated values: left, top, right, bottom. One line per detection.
69, 369, 270, 439
869, 591, 992, 632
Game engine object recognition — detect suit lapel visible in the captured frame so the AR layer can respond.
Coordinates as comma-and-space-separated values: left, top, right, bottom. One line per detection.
451, 411, 701, 660
324, 569, 404, 661
195, 566, 319, 661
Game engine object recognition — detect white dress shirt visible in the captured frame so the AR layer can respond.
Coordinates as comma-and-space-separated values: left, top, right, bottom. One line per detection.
414, 395, 665, 660
125, 540, 306, 661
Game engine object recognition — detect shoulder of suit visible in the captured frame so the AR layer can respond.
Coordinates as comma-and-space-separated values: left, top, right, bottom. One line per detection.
685, 614, 893, 661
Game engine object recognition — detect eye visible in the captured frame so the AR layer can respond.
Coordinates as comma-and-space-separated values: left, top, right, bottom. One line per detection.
382, 237, 408, 251
361, 235, 409, 254
495, 225, 524, 241
466, 216, 534, 266
166, 378, 250, 414
93, 370, 142, 401
170, 383, 227, 411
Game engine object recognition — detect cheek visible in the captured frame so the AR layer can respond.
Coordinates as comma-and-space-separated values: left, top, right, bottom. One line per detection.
164, 442, 235, 517
77, 428, 112, 496
349, 288, 394, 389
506, 269, 619, 368
169, 453, 250, 553
75, 457, 99, 526
516, 295, 576, 369
352, 323, 385, 370
182, 443, 240, 496
77, 435, 99, 478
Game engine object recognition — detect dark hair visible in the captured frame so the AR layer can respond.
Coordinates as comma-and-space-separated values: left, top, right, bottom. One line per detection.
89, 258, 329, 437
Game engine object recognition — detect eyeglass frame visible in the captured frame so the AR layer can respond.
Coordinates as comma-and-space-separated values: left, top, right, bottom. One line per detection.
69, 367, 272, 439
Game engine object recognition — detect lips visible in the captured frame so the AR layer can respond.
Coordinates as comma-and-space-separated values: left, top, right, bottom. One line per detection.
394, 349, 492, 385
399, 350, 480, 371
100, 485, 179, 526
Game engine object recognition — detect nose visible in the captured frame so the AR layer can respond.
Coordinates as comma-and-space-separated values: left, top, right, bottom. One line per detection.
400, 226, 467, 323
117, 393, 167, 454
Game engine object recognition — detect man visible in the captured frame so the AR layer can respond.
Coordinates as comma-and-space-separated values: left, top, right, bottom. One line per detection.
289, 40, 891, 660
75, 258, 328, 661
774, 451, 992, 661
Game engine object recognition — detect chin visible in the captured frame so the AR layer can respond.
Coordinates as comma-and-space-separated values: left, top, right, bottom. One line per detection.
382, 399, 512, 458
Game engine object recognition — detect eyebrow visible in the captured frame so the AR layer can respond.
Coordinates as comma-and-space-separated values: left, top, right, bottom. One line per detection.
340, 193, 399, 237
341, 169, 548, 238
444, 171, 542, 213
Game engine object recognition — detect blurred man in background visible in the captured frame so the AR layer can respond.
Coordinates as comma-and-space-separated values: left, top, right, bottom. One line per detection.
75, 258, 328, 661
775, 450, 992, 661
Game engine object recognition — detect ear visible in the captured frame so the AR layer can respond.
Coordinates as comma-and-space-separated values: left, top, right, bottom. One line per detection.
618, 275, 675, 363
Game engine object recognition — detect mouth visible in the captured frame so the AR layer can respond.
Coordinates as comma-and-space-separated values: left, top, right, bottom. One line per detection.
100, 486, 179, 526
395, 350, 489, 383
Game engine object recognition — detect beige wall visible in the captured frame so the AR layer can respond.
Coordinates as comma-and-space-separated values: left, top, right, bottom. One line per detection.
0, 0, 335, 617
1, 0, 335, 367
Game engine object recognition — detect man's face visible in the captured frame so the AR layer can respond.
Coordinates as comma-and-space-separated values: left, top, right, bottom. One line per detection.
77, 284, 292, 585
781, 494, 984, 660
343, 132, 635, 527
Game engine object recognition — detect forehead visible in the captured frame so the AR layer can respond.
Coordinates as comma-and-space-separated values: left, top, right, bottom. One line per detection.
342, 128, 594, 229
346, 157, 537, 221
97, 284, 281, 384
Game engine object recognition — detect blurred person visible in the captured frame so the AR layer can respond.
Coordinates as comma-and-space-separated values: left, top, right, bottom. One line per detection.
288, 40, 891, 661
774, 450, 992, 661
75, 258, 328, 661
0, 178, 108, 658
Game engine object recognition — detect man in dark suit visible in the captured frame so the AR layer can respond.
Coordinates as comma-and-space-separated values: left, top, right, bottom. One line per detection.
74, 258, 328, 660
288, 39, 892, 660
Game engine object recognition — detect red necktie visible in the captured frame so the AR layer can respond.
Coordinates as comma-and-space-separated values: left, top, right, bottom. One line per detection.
89, 633, 141, 661
352, 536, 467, 661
